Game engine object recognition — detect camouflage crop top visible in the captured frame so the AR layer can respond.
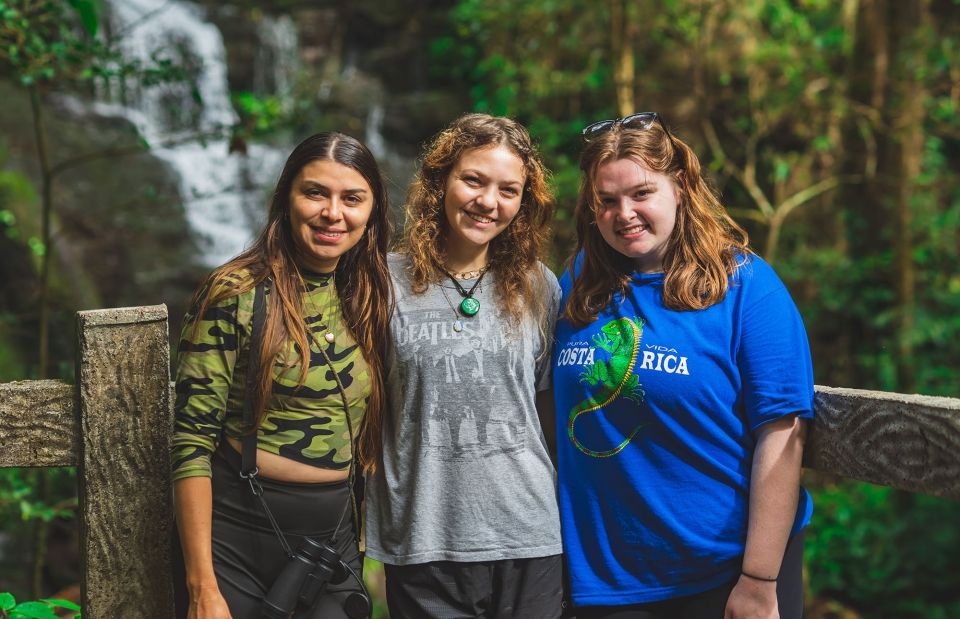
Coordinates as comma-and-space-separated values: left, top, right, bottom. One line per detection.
172, 270, 371, 481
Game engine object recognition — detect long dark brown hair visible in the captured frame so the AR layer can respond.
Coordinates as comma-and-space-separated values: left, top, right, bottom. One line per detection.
565, 121, 749, 326
399, 113, 554, 325
189, 132, 393, 473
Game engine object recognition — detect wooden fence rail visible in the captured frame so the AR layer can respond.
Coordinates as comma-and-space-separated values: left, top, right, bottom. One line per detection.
0, 304, 958, 617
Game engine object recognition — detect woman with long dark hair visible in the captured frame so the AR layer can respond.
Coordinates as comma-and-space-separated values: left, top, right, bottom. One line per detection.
364, 114, 564, 618
172, 132, 392, 618
553, 114, 812, 619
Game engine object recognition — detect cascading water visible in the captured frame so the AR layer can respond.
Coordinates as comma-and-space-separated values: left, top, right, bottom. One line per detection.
254, 14, 298, 100
97, 0, 287, 266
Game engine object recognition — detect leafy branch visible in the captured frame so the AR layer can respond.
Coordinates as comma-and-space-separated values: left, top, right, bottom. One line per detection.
0, 592, 81, 619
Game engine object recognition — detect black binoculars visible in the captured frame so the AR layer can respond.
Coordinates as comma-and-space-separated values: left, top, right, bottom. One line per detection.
261, 536, 371, 619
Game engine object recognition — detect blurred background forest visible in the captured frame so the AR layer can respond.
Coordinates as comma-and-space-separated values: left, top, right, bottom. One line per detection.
1, 0, 959, 617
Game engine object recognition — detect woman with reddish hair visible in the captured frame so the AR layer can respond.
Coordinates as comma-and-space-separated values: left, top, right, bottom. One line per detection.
554, 113, 813, 619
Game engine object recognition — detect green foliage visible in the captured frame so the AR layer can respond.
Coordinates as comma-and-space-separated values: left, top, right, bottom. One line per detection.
0, 144, 38, 378
0, 162, 37, 243
807, 482, 960, 618
0, 468, 77, 525
231, 91, 289, 147
0, 0, 101, 85
26, 236, 43, 257
0, 468, 77, 601
0, 319, 24, 379
0, 593, 81, 619
0, 0, 197, 98
65, 0, 98, 37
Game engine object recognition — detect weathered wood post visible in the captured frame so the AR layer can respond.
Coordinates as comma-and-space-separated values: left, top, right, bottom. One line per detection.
0, 380, 76, 467
75, 305, 174, 618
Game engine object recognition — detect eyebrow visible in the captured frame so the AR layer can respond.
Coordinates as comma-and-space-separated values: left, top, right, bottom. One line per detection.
300, 180, 369, 194
460, 168, 524, 187
598, 182, 656, 195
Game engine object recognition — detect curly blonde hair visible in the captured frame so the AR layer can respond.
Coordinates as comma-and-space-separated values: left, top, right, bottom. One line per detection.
565, 120, 750, 326
399, 113, 554, 325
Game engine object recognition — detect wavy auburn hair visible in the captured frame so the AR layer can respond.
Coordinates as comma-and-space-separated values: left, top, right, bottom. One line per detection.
565, 120, 749, 326
189, 132, 393, 473
400, 113, 553, 324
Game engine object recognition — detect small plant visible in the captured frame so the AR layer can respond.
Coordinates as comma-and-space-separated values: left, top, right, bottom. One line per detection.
0, 593, 80, 619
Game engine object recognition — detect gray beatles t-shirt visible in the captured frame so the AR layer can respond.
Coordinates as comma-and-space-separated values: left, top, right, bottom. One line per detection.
364, 253, 563, 564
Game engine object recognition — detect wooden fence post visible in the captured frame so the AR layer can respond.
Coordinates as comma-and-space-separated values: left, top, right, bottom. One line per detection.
75, 305, 174, 618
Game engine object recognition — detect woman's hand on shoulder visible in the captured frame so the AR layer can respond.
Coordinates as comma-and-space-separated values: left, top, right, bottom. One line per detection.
724, 575, 778, 619
188, 584, 233, 619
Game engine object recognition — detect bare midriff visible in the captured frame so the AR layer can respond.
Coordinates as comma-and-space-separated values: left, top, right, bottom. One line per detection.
226, 437, 350, 483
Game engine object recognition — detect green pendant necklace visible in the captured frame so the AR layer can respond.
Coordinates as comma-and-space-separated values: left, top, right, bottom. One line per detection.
443, 267, 488, 317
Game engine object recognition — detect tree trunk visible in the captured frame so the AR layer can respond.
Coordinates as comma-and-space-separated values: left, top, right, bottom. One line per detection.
839, 0, 930, 391
888, 0, 929, 393
27, 85, 54, 600
28, 86, 53, 381
610, 0, 635, 116
837, 0, 890, 389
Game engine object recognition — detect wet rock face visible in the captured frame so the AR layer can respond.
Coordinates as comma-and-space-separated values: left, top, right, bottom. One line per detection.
195, 0, 467, 147
0, 81, 202, 372
44, 93, 201, 311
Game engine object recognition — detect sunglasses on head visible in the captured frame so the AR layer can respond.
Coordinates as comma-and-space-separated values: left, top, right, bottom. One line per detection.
581, 112, 673, 142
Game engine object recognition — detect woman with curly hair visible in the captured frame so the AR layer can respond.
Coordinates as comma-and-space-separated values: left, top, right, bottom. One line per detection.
364, 113, 564, 618
553, 113, 812, 619
172, 132, 391, 618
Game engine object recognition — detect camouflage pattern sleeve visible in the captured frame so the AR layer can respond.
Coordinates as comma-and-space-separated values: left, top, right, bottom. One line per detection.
171, 276, 251, 480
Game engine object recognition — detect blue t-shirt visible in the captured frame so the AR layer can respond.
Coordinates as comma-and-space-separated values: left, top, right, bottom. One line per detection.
553, 253, 814, 606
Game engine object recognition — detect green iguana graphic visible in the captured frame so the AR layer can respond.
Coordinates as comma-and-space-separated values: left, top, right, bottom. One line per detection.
568, 317, 645, 457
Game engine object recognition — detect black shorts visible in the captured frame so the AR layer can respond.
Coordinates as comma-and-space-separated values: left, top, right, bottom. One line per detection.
173, 443, 366, 619
575, 530, 805, 619
384, 554, 564, 619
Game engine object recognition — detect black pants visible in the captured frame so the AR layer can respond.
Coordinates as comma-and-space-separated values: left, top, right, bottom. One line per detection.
575, 530, 805, 619
385, 555, 565, 619
173, 444, 365, 619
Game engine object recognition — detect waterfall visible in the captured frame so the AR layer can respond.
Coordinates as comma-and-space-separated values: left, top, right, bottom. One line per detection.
365, 103, 387, 159
97, 0, 286, 266
254, 14, 299, 101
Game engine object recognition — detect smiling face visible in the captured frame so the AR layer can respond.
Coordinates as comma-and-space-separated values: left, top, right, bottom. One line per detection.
442, 144, 526, 262
594, 157, 679, 273
288, 159, 374, 272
